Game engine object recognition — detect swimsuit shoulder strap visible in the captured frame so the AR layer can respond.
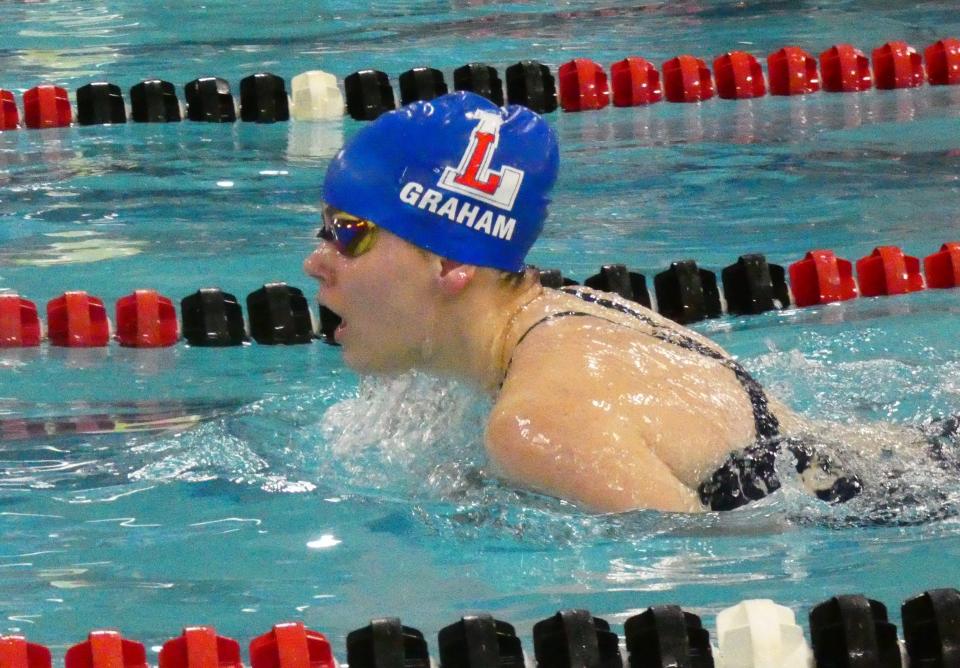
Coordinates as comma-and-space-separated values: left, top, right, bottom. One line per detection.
500, 310, 597, 387
513, 310, 595, 349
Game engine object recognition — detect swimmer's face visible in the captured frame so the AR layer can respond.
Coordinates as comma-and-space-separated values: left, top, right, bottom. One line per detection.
303, 209, 441, 374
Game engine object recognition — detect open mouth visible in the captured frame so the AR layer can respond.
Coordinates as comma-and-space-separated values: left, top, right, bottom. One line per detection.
317, 297, 346, 345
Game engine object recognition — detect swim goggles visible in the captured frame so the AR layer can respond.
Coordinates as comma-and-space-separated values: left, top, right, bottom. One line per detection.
318, 205, 379, 258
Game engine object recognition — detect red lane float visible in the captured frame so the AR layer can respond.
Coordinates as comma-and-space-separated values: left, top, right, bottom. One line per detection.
4, 37, 959, 132
788, 250, 859, 307
610, 57, 663, 106
65, 631, 146, 668
0, 294, 42, 347
0, 636, 52, 668
159, 627, 241, 668
767, 47, 821, 96
663, 55, 714, 103
115, 290, 178, 348
6, 240, 960, 351
925, 38, 960, 85
558, 58, 609, 112
23, 85, 71, 129
924, 242, 960, 289
820, 44, 873, 92
713, 51, 766, 99
249, 623, 335, 668
855, 246, 925, 296
46, 292, 109, 347
872, 41, 924, 90
0, 90, 19, 130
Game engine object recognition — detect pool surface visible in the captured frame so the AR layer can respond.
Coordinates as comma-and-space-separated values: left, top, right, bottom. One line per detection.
2, 0, 960, 660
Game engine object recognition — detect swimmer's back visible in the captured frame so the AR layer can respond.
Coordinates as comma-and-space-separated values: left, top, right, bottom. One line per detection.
487, 286, 797, 512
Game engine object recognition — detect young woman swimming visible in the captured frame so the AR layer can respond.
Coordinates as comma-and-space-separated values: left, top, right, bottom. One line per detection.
303, 91, 865, 513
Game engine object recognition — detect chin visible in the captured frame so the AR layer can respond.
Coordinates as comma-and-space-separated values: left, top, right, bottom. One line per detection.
342, 346, 410, 376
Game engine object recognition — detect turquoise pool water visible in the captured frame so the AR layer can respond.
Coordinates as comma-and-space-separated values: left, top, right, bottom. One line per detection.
2, 0, 960, 660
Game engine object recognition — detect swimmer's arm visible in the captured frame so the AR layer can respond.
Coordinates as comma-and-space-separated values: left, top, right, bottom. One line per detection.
485, 393, 705, 514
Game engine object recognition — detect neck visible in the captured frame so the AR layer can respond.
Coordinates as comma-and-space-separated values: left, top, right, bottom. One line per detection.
421, 273, 545, 394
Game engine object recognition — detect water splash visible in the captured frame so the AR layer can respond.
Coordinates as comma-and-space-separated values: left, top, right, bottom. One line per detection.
11, 361, 958, 539
314, 371, 492, 501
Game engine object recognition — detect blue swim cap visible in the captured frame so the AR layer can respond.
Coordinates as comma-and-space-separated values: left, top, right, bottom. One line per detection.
323, 91, 559, 272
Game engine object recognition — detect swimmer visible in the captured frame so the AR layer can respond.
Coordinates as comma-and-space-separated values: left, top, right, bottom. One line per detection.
303, 91, 865, 513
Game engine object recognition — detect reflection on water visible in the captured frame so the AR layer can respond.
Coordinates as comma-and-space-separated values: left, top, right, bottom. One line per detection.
5, 230, 144, 266
579, 85, 960, 148
14, 46, 122, 80
286, 119, 344, 162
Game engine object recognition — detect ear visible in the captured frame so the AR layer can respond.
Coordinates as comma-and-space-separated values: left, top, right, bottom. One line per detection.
437, 259, 476, 296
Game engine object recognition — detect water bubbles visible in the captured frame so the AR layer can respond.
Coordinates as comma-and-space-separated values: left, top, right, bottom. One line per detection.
316, 371, 491, 500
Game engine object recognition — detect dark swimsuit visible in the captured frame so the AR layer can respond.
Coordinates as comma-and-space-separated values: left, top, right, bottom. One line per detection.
507, 287, 863, 511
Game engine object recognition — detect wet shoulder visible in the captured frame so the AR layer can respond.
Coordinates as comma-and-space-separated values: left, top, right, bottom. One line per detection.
501, 288, 664, 389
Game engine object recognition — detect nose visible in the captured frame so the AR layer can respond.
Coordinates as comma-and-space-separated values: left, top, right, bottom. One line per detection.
303, 243, 336, 285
